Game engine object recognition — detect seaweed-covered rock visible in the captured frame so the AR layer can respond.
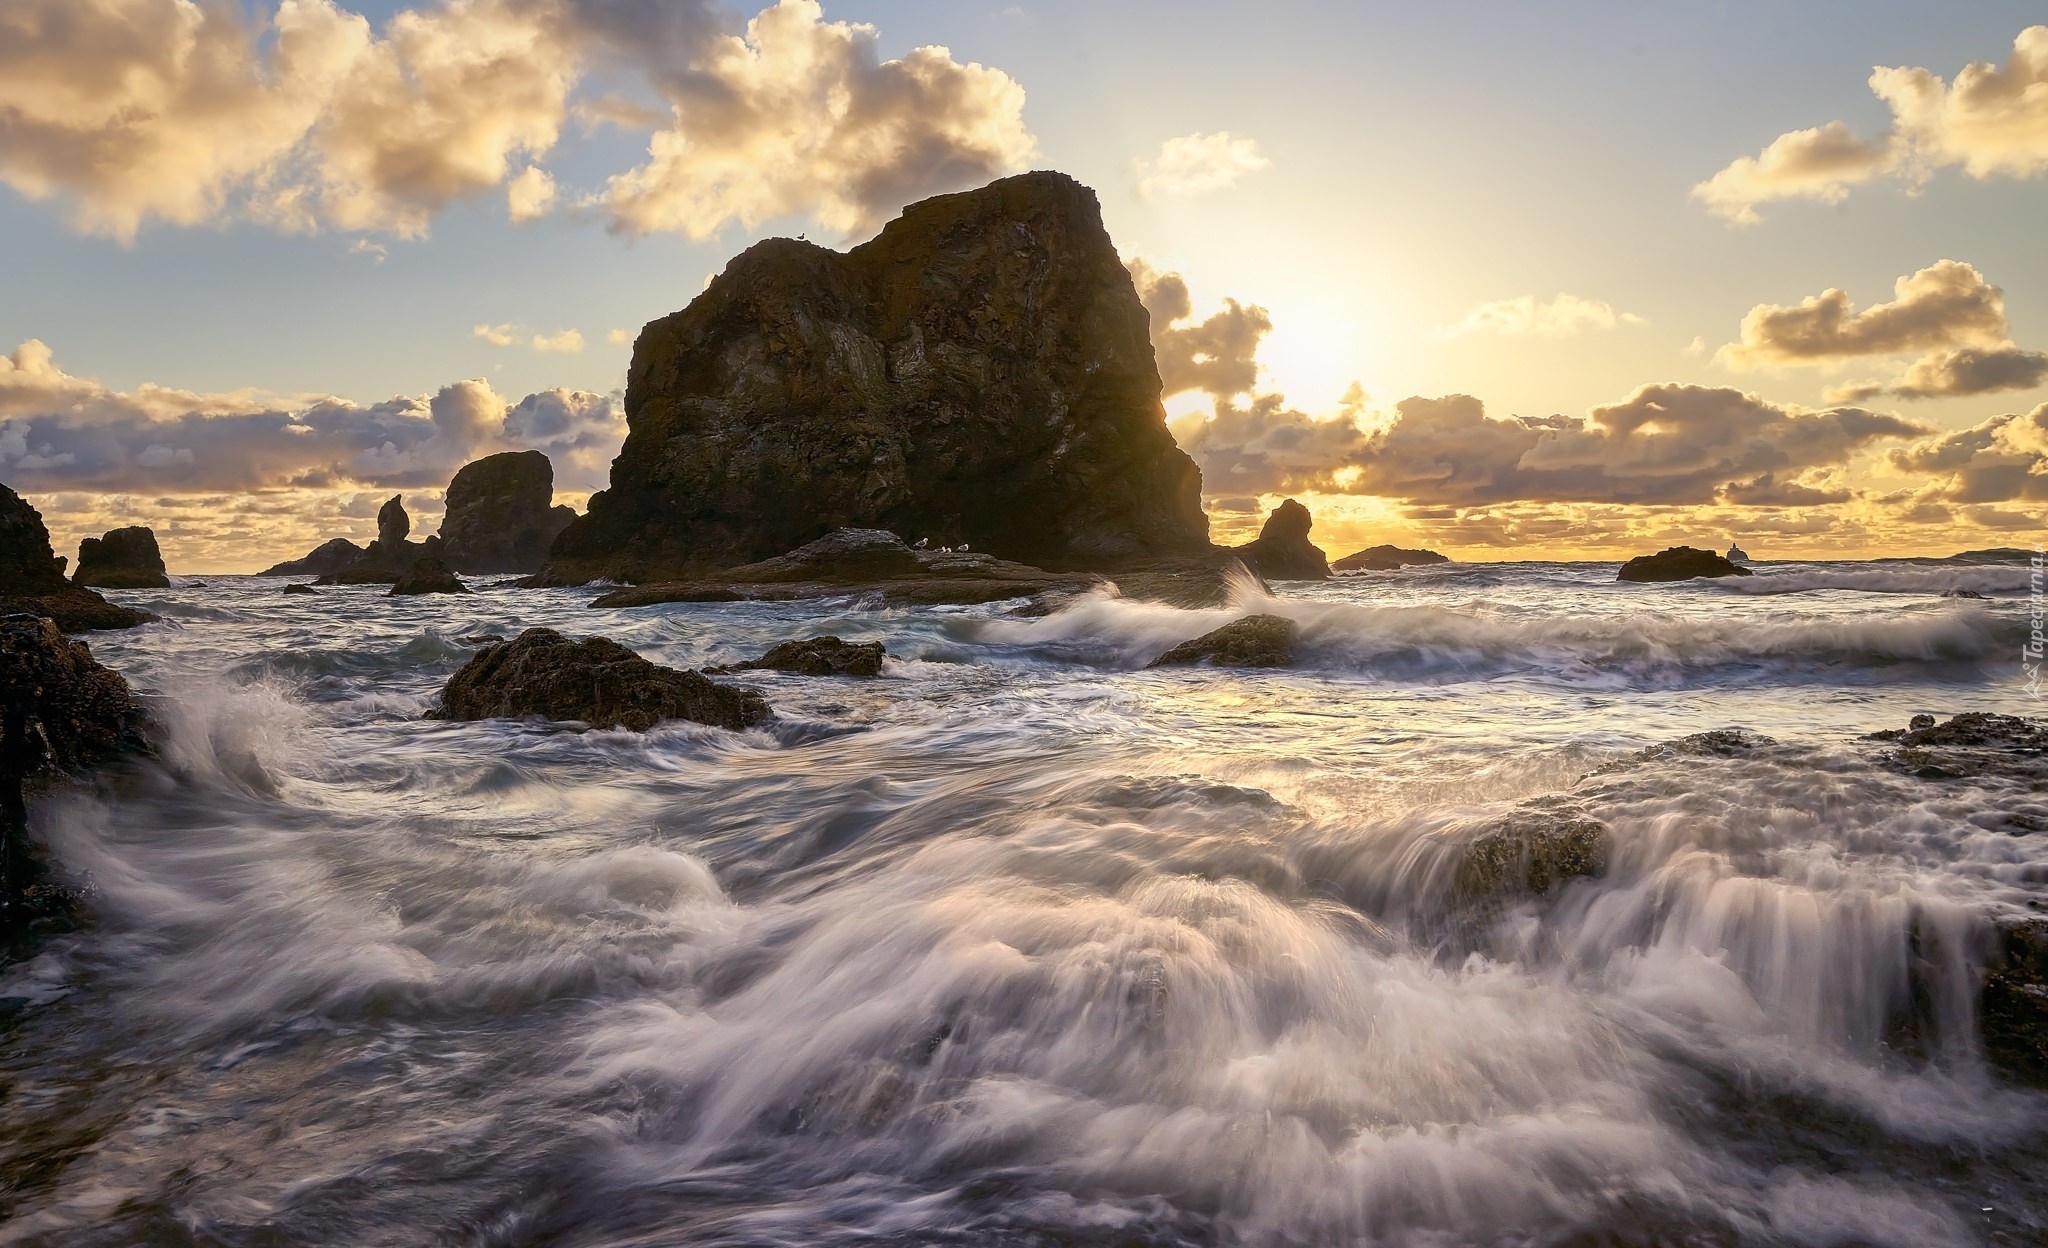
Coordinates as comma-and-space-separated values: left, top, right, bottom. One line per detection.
259, 537, 365, 578
1617, 546, 1753, 582
73, 526, 169, 589
439, 450, 574, 574
436, 627, 770, 732
387, 556, 470, 597
1332, 544, 1450, 573
718, 636, 887, 678
538, 171, 1209, 584
1454, 802, 1610, 901
0, 483, 150, 632
1148, 614, 1297, 668
1233, 499, 1329, 581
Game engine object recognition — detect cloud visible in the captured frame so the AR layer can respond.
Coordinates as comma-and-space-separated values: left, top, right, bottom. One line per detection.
1129, 260, 1271, 401
1695, 25, 2048, 223
1825, 345, 2048, 403
1171, 386, 1376, 496
348, 239, 388, 263
530, 328, 584, 353
1887, 402, 2048, 503
1441, 294, 1646, 339
475, 323, 584, 351
606, 327, 634, 345
0, 0, 1034, 243
1717, 260, 2012, 367
599, 0, 1034, 240
0, 338, 622, 495
1134, 132, 1269, 199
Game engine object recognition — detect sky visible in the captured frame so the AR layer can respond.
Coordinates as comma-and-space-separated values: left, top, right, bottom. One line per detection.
2, 0, 2045, 572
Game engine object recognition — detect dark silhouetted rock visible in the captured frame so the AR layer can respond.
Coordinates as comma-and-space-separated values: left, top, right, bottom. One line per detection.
1616, 546, 1753, 582
316, 500, 432, 585
437, 628, 770, 732
1941, 588, 1988, 599
718, 636, 886, 678
1454, 801, 1609, 901
1148, 614, 1297, 668
73, 526, 169, 589
0, 483, 150, 632
2, 615, 147, 938
282, 583, 316, 595
440, 450, 575, 574
377, 494, 409, 548
387, 556, 470, 597
1333, 544, 1450, 573
1233, 499, 1329, 580
260, 537, 365, 577
538, 172, 1209, 585
1982, 918, 2048, 1086
1864, 712, 2046, 782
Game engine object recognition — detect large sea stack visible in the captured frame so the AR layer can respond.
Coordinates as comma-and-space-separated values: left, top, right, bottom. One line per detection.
439, 450, 575, 574
73, 526, 170, 589
0, 484, 150, 632
1233, 499, 1329, 581
538, 171, 1209, 585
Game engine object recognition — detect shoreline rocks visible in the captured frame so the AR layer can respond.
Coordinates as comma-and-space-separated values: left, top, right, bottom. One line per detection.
436, 627, 770, 732
1333, 544, 1449, 573
1233, 499, 1329, 581
73, 526, 170, 589
1, 484, 150, 633
439, 450, 574, 575
1616, 546, 1753, 582
1149, 614, 1297, 668
715, 636, 887, 678
387, 556, 470, 597
538, 171, 1209, 585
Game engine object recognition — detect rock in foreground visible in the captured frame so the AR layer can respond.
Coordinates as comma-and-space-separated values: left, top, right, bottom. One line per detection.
439, 450, 575, 574
718, 636, 886, 678
1148, 614, 1297, 668
0, 483, 150, 632
1454, 801, 1609, 901
1864, 712, 2046, 782
1233, 499, 1329, 581
387, 557, 470, 597
1333, 544, 1450, 573
437, 628, 770, 732
73, 526, 170, 589
1616, 546, 1753, 582
540, 171, 1208, 584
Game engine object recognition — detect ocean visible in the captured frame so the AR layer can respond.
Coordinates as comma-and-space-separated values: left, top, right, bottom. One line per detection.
1, 557, 2042, 1246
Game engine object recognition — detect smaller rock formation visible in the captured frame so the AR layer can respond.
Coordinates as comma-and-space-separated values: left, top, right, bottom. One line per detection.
1233, 500, 1329, 580
2, 616, 147, 939
1453, 801, 1609, 901
1148, 614, 1297, 668
1332, 544, 1450, 573
1941, 588, 1988, 599
1982, 918, 2048, 1086
282, 584, 316, 595
387, 556, 470, 597
1616, 546, 1753, 582
73, 526, 170, 588
260, 538, 365, 578
439, 450, 575, 574
0, 484, 150, 632
316, 497, 432, 585
436, 627, 770, 731
1864, 712, 2046, 782
717, 636, 887, 677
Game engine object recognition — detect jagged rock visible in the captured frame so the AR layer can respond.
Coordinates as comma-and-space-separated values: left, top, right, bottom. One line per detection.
1864, 712, 2047, 782
538, 172, 1209, 585
1148, 614, 1297, 668
1233, 499, 1329, 580
436, 627, 770, 732
439, 450, 575, 574
260, 537, 365, 578
2, 615, 147, 939
73, 526, 169, 589
315, 501, 431, 585
282, 584, 316, 595
1617, 546, 1753, 582
0, 483, 150, 632
387, 556, 470, 597
717, 636, 887, 678
1454, 801, 1609, 901
1333, 544, 1449, 573
377, 494, 409, 548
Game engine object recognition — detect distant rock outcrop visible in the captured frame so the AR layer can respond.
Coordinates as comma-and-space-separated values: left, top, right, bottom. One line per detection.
0, 484, 150, 632
1333, 544, 1450, 573
436, 627, 769, 732
1616, 546, 1753, 582
1232, 499, 1329, 580
73, 526, 170, 589
717, 636, 887, 678
387, 556, 469, 597
259, 537, 364, 578
315, 497, 430, 585
539, 171, 1209, 585
439, 450, 575, 574
1149, 614, 1297, 668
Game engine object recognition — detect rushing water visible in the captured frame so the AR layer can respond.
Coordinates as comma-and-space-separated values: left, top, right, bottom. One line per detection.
2, 558, 2043, 1247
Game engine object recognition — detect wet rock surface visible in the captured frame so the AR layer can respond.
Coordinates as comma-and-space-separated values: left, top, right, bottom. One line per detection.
1148, 614, 1297, 668
1232, 499, 1329, 581
1617, 546, 1754, 582
437, 627, 770, 732
1865, 712, 2047, 783
387, 556, 470, 597
715, 636, 887, 678
439, 450, 575, 575
0, 483, 150, 632
1453, 800, 1610, 901
539, 172, 1209, 584
72, 526, 169, 589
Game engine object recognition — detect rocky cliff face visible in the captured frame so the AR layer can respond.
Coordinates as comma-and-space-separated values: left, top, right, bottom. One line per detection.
73, 526, 170, 589
540, 171, 1208, 584
0, 484, 149, 632
440, 451, 574, 574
